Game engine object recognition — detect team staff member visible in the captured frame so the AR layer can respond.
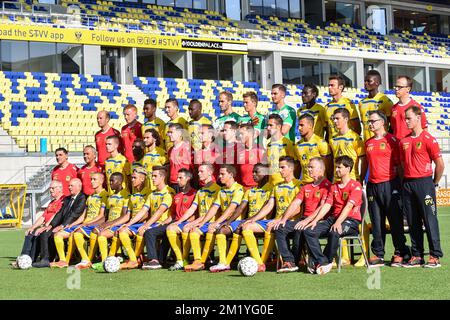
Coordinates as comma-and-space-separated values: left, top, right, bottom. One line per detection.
51, 147, 78, 197
270, 84, 297, 141
193, 124, 220, 184
324, 75, 361, 140
95, 110, 121, 169
121, 104, 143, 163
142, 98, 166, 149
77, 145, 102, 196
391, 75, 427, 140
273, 158, 331, 273
330, 108, 367, 183
400, 106, 444, 268
358, 70, 394, 142
297, 84, 327, 138
365, 110, 409, 267
295, 114, 332, 183
303, 156, 363, 275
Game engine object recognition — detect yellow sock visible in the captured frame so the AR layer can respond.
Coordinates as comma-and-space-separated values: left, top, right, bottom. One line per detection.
135, 235, 145, 258
216, 234, 228, 265
119, 232, 137, 262
54, 235, 66, 262
226, 234, 242, 265
341, 239, 350, 262
190, 232, 202, 261
74, 232, 90, 262
242, 230, 263, 265
200, 233, 215, 263
88, 233, 98, 261
261, 231, 275, 263
66, 235, 75, 264
98, 236, 109, 261
167, 230, 183, 261
181, 232, 191, 263
109, 236, 120, 256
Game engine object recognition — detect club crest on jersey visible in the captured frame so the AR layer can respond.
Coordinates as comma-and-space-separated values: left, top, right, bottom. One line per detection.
302, 154, 307, 161
305, 191, 310, 198
343, 192, 349, 200
183, 197, 188, 203
66, 176, 71, 181
416, 142, 422, 149
380, 143, 386, 150
315, 190, 321, 198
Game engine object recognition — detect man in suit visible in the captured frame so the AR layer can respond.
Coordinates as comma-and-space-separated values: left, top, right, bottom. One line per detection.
32, 178, 86, 268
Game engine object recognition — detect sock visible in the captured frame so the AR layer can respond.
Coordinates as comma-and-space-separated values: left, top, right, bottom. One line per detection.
119, 232, 137, 262
216, 234, 228, 265
167, 230, 183, 261
190, 232, 202, 261
109, 236, 120, 256
73, 232, 89, 262
181, 232, 191, 263
341, 239, 350, 262
54, 235, 66, 262
134, 235, 145, 258
242, 230, 263, 264
261, 231, 275, 263
200, 233, 215, 264
66, 235, 75, 264
226, 234, 242, 265
98, 236, 108, 261
88, 233, 98, 261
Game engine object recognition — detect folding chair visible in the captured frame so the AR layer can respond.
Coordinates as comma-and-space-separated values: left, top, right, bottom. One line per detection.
337, 191, 369, 273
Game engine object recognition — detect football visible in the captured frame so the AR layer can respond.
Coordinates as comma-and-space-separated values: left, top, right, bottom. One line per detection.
16, 254, 32, 270
103, 256, 120, 273
237, 257, 258, 277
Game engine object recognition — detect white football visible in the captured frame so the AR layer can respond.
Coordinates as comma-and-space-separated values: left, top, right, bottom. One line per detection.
103, 256, 120, 273
16, 254, 32, 270
238, 257, 258, 277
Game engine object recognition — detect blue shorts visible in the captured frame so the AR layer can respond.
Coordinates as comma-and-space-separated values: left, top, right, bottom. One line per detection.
256, 220, 272, 231
79, 225, 98, 237
63, 225, 80, 234
176, 221, 189, 232
110, 223, 159, 235
227, 220, 243, 233
198, 222, 224, 234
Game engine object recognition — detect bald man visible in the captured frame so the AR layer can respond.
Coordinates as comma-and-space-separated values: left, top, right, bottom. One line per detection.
95, 110, 121, 169
33, 178, 87, 268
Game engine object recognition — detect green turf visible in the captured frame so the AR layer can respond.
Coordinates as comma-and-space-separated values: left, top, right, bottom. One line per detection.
1, 208, 449, 300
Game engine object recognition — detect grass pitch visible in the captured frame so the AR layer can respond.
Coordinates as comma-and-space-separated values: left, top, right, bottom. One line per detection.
1, 207, 449, 300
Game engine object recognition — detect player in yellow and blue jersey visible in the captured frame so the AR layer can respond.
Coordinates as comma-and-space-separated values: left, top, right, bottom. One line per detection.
297, 84, 327, 138
63, 173, 108, 270
266, 114, 296, 185
142, 128, 168, 190
242, 156, 302, 271
110, 166, 151, 270
118, 166, 174, 270
166, 163, 220, 271
188, 99, 212, 151
212, 163, 272, 272
90, 172, 130, 271
104, 135, 131, 193
142, 98, 166, 149
184, 164, 244, 272
324, 75, 361, 140
330, 108, 367, 183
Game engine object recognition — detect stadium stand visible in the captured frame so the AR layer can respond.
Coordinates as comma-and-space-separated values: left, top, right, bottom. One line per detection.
1, 72, 449, 153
